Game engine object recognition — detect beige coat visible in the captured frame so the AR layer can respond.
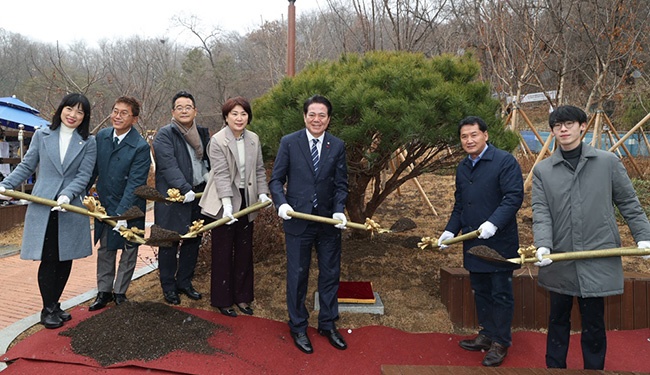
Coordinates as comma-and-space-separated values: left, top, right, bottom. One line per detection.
199, 126, 269, 221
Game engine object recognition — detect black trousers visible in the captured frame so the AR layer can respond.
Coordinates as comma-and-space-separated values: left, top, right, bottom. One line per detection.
285, 220, 341, 333
38, 211, 73, 309
546, 291, 606, 369
210, 190, 254, 308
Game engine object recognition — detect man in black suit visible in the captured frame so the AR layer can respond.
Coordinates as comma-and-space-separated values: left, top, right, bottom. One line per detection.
269, 95, 349, 354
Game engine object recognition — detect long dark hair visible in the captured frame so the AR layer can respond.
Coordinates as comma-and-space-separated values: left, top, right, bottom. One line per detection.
50, 93, 92, 140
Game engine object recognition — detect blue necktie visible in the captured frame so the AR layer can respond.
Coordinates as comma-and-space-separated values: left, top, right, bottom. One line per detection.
311, 139, 319, 208
311, 139, 319, 173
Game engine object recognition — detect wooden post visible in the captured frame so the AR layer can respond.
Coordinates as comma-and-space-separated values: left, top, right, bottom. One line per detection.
397, 150, 437, 216
524, 132, 554, 191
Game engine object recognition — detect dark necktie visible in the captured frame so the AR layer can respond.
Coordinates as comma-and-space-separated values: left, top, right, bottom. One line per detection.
311, 139, 319, 208
311, 139, 319, 173
113, 137, 119, 150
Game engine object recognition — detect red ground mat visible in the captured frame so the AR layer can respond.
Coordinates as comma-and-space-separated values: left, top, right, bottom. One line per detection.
3, 306, 650, 374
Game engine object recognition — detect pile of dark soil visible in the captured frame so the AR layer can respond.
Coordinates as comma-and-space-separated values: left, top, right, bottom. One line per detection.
59, 301, 227, 367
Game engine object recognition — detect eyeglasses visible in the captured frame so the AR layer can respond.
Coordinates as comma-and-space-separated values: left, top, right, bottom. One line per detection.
552, 121, 578, 131
111, 110, 132, 118
174, 105, 195, 112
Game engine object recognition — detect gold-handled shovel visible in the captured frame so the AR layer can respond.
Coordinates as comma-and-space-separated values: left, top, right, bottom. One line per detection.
134, 185, 203, 203
418, 229, 481, 250
468, 245, 650, 264
286, 211, 387, 233
1, 189, 146, 244
146, 200, 272, 246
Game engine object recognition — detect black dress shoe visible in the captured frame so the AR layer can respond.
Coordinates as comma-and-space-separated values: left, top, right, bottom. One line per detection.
236, 303, 253, 315
459, 334, 492, 351
218, 307, 237, 317
177, 286, 202, 300
290, 331, 313, 354
40, 305, 63, 329
54, 303, 71, 322
318, 328, 347, 350
482, 342, 508, 367
114, 293, 128, 305
89, 291, 114, 311
163, 290, 181, 305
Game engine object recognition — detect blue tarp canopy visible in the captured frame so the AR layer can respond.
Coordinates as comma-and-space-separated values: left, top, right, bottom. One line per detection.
0, 96, 50, 132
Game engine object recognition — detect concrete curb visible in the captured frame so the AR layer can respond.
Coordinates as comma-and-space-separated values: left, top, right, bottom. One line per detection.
0, 261, 158, 372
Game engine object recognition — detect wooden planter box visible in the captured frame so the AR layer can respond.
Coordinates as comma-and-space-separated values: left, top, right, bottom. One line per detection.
440, 267, 650, 330
0, 203, 27, 232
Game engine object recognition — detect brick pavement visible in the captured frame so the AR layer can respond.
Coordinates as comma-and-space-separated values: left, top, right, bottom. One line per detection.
0, 209, 157, 330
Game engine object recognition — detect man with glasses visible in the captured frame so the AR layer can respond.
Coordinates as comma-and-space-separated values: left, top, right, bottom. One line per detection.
532, 105, 650, 369
87, 96, 151, 311
153, 91, 210, 305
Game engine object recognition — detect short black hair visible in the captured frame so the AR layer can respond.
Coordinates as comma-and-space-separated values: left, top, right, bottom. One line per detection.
172, 91, 195, 108
303, 95, 332, 117
50, 93, 92, 140
457, 116, 487, 136
115, 96, 141, 117
549, 105, 587, 128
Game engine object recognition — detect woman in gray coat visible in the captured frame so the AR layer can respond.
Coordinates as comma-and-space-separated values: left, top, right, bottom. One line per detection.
0, 93, 96, 329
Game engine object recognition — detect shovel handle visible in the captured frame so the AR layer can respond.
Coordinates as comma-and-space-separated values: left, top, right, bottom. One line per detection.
442, 229, 481, 246
2, 189, 146, 244
287, 211, 369, 231
508, 246, 650, 264
181, 200, 272, 238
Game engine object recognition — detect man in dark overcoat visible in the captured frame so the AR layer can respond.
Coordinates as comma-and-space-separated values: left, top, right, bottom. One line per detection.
87, 96, 151, 310
437, 116, 523, 367
153, 91, 210, 305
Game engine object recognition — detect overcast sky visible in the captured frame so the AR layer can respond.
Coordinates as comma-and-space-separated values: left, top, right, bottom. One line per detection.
1, 0, 323, 47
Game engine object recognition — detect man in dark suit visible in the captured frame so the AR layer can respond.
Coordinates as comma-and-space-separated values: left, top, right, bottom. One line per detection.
437, 116, 523, 367
153, 91, 210, 305
87, 96, 151, 311
269, 95, 349, 354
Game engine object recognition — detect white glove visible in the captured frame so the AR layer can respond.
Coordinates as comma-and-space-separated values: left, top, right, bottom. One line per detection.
637, 241, 650, 260
0, 185, 8, 200
534, 247, 553, 267
278, 203, 293, 220
183, 190, 196, 203
113, 220, 128, 232
222, 204, 238, 225
333, 212, 347, 230
51, 195, 70, 212
437, 231, 455, 250
478, 221, 497, 240
258, 193, 271, 203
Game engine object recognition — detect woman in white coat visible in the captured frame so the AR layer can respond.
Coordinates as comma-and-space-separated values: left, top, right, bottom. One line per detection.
0, 93, 96, 329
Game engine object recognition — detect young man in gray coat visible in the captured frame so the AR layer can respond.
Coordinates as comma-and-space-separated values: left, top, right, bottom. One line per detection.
532, 105, 650, 370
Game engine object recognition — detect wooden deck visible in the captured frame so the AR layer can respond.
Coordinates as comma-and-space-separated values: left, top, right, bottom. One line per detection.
440, 267, 650, 330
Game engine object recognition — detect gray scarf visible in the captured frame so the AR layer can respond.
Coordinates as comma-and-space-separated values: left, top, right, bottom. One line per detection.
171, 118, 203, 160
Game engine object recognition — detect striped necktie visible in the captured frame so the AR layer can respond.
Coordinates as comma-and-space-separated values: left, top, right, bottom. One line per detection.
311, 139, 319, 174
311, 139, 319, 208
